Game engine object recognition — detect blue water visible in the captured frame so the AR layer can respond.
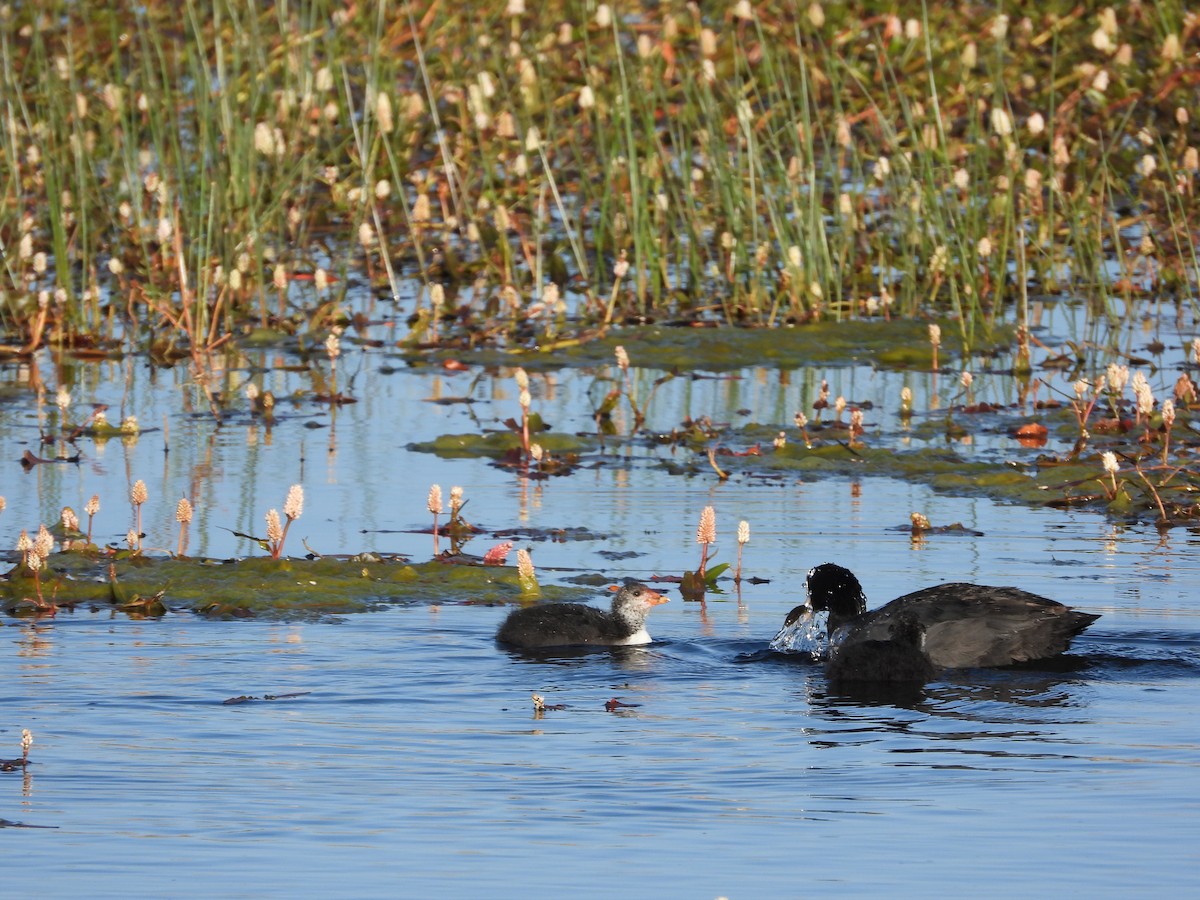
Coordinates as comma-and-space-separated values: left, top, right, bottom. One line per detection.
3, 304, 1200, 895
4, 490, 1200, 896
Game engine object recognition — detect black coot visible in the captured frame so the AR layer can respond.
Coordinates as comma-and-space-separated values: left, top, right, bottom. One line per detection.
497, 583, 669, 649
824, 613, 937, 682
778, 563, 1099, 670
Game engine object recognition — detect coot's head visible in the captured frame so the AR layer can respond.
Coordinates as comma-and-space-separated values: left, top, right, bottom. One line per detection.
805, 563, 868, 623
610, 582, 669, 615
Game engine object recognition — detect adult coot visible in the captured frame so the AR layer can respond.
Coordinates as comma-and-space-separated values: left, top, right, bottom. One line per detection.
776, 563, 1099, 669
497, 583, 668, 649
824, 613, 938, 683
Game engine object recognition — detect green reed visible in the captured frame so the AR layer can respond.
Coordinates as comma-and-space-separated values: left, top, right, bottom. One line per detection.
0, 1, 1196, 358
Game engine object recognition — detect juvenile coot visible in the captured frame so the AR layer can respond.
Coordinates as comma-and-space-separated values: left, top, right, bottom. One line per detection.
496, 583, 668, 648
777, 563, 1099, 669
824, 613, 938, 683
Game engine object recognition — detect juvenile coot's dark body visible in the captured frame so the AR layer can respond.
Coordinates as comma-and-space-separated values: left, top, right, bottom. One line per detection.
780, 563, 1099, 670
497, 583, 668, 649
824, 613, 937, 683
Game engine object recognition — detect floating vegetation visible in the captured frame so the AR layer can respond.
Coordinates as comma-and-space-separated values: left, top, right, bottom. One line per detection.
0, 554, 590, 619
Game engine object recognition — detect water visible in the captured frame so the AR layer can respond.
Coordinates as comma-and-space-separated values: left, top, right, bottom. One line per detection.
3, 306, 1200, 895
4, 558, 1199, 896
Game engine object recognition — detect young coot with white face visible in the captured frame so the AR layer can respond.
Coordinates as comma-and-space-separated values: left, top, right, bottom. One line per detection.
497, 583, 669, 649
775, 563, 1100, 670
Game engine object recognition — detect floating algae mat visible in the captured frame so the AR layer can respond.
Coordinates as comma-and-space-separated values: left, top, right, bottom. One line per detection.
1, 554, 589, 619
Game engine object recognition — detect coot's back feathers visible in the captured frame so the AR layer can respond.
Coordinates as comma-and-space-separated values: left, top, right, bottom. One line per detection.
497, 583, 668, 649
496, 603, 625, 648
841, 583, 1100, 669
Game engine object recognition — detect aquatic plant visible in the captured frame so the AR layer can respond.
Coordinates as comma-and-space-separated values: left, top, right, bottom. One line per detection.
13, 527, 56, 614
427, 484, 443, 552
266, 484, 304, 559
0, 0, 1193, 359
59, 507, 80, 551
849, 409, 865, 447
175, 498, 193, 557
734, 520, 750, 584
793, 411, 812, 448
514, 368, 532, 457
483, 542, 514, 565
516, 548, 538, 596
695, 506, 716, 580
1161, 401, 1177, 466
84, 494, 99, 546
326, 331, 342, 399
130, 480, 148, 550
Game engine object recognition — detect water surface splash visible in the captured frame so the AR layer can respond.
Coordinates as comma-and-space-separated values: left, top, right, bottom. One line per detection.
769, 605, 828, 658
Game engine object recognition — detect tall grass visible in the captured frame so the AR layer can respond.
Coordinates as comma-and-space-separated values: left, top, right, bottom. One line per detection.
0, 1, 1196, 357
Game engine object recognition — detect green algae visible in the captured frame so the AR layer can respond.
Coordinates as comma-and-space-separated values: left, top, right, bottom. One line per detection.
401, 320, 987, 374
409, 431, 594, 460
1, 555, 592, 619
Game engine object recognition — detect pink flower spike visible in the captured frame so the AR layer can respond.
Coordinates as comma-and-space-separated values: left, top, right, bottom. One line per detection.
483, 541, 514, 566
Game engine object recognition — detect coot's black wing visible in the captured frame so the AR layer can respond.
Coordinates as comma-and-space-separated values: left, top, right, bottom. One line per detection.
851, 584, 1099, 668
